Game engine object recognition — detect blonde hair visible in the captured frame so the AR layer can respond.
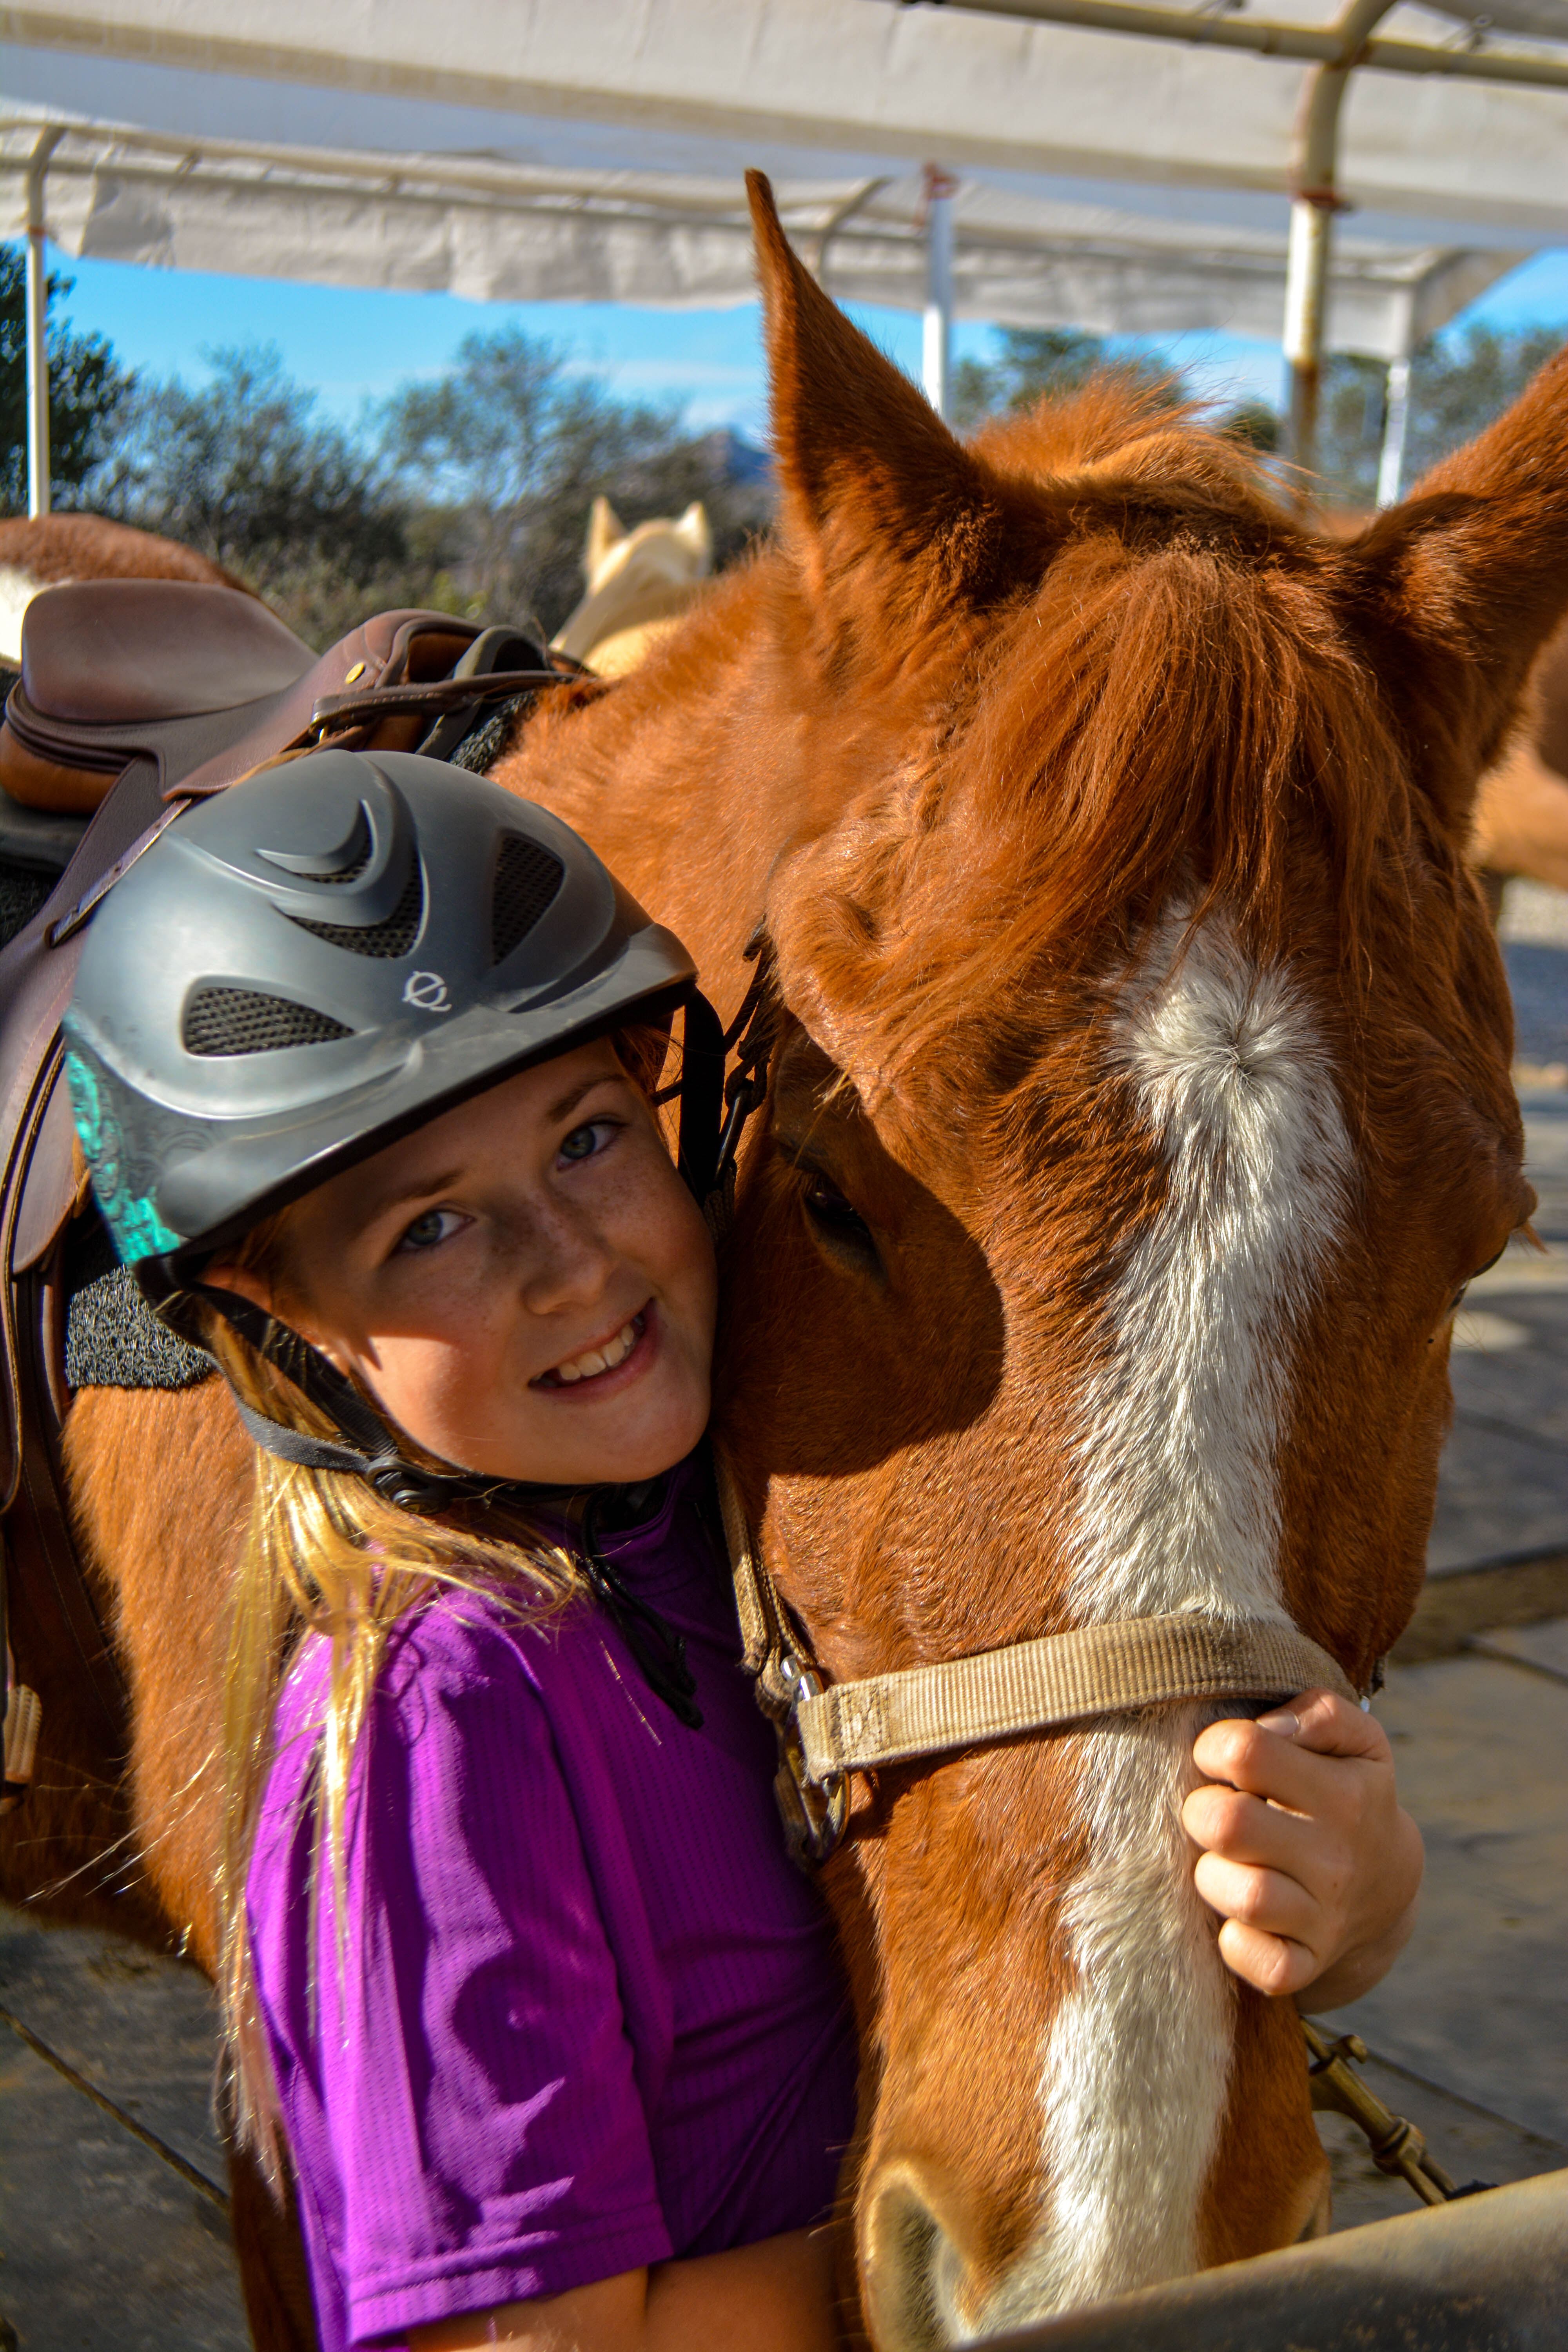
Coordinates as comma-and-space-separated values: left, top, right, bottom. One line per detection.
212, 1023, 677, 2164
207, 1251, 577, 2165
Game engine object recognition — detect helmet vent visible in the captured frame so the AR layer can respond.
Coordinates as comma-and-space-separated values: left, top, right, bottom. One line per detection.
492, 835, 564, 964
184, 985, 354, 1057
313, 835, 372, 886
289, 862, 424, 959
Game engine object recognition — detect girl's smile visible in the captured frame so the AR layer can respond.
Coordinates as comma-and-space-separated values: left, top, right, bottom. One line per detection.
534, 1303, 652, 1392
207, 1040, 717, 1489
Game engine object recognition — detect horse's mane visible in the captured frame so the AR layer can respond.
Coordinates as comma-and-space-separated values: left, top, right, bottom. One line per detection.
768, 381, 1448, 1103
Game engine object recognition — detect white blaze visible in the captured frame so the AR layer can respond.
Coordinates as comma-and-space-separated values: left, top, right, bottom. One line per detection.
982, 910, 1352, 2331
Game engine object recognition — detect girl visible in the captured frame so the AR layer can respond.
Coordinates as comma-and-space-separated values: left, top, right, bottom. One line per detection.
65, 748, 1421, 2352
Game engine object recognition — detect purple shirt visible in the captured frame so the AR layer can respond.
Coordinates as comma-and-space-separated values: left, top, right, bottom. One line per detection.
247, 1455, 857, 2352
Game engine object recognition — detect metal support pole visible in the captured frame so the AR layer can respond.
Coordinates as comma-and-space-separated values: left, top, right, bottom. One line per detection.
1376, 357, 1412, 507
809, 176, 891, 293
922, 164, 958, 424
1281, 0, 1396, 493
24, 129, 64, 520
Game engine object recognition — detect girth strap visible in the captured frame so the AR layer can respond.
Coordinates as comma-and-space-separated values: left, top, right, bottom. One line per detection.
793, 1612, 1357, 1784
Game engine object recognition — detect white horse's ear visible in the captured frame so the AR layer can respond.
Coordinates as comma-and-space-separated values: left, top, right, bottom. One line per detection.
675, 502, 713, 572
585, 496, 626, 581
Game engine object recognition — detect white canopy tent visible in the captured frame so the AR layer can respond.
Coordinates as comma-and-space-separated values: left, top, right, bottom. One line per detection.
4, 0, 1568, 508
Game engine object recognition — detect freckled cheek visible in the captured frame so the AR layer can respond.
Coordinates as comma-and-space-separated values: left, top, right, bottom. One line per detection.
363, 1323, 520, 1451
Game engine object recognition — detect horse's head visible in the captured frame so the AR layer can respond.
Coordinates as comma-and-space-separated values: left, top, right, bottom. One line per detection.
713, 178, 1556, 2345
552, 495, 715, 672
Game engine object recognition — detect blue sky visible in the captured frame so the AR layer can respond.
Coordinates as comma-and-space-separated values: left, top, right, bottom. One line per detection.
33, 241, 1568, 451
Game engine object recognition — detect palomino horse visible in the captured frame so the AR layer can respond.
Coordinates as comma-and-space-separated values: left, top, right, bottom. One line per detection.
5, 175, 1561, 2346
550, 493, 715, 676
0, 514, 254, 669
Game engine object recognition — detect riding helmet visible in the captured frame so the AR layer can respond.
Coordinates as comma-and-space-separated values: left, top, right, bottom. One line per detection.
63, 747, 723, 1308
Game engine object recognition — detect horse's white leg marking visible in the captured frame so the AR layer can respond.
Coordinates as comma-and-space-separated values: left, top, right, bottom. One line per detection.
0, 567, 44, 670
979, 910, 1352, 2334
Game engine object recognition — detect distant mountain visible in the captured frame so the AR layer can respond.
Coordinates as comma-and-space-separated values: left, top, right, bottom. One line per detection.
692, 427, 774, 494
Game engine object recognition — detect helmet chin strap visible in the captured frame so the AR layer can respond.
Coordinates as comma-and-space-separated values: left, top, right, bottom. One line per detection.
198, 1283, 703, 1729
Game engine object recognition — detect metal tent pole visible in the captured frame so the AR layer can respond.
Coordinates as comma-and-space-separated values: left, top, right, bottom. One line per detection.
922, 164, 958, 423
25, 129, 64, 520
1281, 0, 1396, 492
1376, 356, 1412, 507
809, 176, 891, 292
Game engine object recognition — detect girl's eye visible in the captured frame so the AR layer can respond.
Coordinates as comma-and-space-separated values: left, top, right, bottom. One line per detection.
396, 1207, 466, 1255
559, 1120, 617, 1167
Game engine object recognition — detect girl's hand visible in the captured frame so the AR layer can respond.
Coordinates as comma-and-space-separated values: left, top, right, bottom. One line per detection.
1182, 1689, 1424, 2007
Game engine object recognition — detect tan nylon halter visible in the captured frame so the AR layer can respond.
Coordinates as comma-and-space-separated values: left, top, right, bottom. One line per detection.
714, 1456, 1359, 1867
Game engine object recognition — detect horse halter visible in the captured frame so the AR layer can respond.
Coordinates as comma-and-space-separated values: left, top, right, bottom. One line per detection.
713, 1458, 1359, 1870
703, 962, 1364, 1869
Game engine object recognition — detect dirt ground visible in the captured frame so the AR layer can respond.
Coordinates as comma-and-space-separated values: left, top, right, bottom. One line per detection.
2, 907, 1565, 2347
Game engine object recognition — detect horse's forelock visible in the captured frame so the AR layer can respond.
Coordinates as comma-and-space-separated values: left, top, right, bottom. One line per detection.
766, 491, 1425, 1125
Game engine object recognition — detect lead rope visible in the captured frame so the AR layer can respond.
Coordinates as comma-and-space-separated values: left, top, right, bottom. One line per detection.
1303, 2019, 1491, 2207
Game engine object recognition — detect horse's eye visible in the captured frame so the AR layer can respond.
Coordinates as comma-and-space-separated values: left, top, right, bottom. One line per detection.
800, 1171, 880, 1268
804, 1172, 867, 1230
1452, 1243, 1508, 1316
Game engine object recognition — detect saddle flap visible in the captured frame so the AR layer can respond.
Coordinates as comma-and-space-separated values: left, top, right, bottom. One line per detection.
21, 582, 315, 726
14, 1071, 79, 1275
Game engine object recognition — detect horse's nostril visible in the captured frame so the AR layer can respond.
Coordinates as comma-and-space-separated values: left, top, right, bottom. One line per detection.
861, 2161, 975, 2352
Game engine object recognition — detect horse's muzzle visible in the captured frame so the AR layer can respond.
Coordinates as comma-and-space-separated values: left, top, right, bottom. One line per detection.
861, 2159, 984, 2352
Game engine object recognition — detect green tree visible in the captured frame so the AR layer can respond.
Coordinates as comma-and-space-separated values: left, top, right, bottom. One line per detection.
0, 246, 133, 512
953, 326, 1180, 433
1317, 323, 1566, 509
380, 327, 768, 632
102, 345, 407, 641
1216, 399, 1280, 454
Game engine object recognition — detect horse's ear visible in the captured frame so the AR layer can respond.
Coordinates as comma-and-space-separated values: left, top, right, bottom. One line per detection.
675, 501, 713, 571
586, 495, 624, 580
746, 172, 1014, 627
1334, 344, 1568, 837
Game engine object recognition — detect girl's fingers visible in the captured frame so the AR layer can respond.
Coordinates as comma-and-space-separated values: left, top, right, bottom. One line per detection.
1181, 1783, 1342, 1884
1191, 1692, 1388, 1812
1192, 1851, 1322, 1949
1214, 1916, 1318, 1999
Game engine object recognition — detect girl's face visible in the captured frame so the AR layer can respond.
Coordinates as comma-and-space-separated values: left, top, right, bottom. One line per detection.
210, 1040, 717, 1488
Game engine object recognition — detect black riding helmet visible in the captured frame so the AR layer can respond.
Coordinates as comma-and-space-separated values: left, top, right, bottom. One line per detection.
64, 748, 728, 1725
65, 746, 722, 1288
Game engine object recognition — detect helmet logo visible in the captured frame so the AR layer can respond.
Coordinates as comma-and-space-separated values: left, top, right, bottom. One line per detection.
403, 970, 452, 1014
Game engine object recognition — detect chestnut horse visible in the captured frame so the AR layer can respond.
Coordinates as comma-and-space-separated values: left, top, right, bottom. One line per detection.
7, 177, 1563, 2345
0, 514, 255, 669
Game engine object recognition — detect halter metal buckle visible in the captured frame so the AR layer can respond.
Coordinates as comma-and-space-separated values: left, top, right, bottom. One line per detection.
773, 1654, 848, 1870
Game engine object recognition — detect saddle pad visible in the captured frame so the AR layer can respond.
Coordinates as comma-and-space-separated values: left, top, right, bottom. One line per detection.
0, 862, 53, 951
64, 1213, 213, 1392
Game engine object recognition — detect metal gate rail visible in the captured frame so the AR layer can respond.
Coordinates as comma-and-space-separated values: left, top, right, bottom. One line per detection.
989, 2168, 1568, 2351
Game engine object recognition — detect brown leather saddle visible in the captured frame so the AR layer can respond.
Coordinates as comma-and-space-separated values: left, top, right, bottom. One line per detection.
0, 581, 595, 1789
